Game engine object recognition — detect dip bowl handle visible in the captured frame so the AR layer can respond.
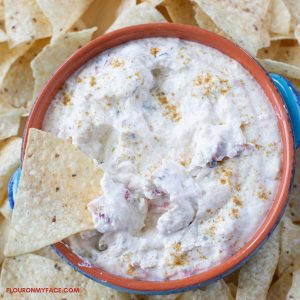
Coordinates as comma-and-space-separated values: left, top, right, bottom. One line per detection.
270, 73, 300, 148
8, 167, 21, 209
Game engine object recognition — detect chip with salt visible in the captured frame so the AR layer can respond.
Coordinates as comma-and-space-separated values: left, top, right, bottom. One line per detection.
0, 42, 31, 87
30, 27, 96, 101
286, 269, 300, 300
278, 217, 300, 275
0, 254, 135, 300
0, 39, 49, 112
163, 0, 197, 25
269, 0, 291, 35
4, 129, 103, 256
107, 2, 166, 32
0, 106, 22, 141
236, 227, 280, 300
0, 137, 21, 204
36, 0, 93, 41
4, 0, 51, 47
193, 0, 271, 56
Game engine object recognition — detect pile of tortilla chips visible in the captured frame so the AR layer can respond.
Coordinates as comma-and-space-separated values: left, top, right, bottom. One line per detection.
0, 0, 300, 299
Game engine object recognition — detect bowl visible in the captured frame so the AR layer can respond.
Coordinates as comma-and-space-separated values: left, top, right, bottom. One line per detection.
9, 23, 300, 295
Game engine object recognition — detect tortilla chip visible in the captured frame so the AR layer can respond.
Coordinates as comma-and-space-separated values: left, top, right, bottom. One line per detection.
282, 0, 300, 31
0, 42, 31, 87
270, 33, 295, 41
257, 41, 281, 59
296, 24, 300, 44
193, 0, 271, 56
117, 0, 136, 16
4, 0, 51, 47
163, 0, 197, 25
257, 59, 300, 80
107, 2, 166, 32
146, 295, 181, 300
269, 0, 291, 35
278, 217, 300, 275
236, 227, 280, 299
0, 0, 3, 20
4, 129, 103, 256
0, 106, 22, 141
286, 269, 300, 299
273, 45, 300, 67
0, 254, 135, 300
179, 280, 233, 300
0, 39, 49, 112
0, 215, 10, 264
267, 265, 299, 300
70, 19, 87, 32
0, 198, 11, 220
286, 150, 300, 222
139, 0, 163, 5
30, 27, 96, 100
33, 246, 60, 262
0, 137, 21, 204
36, 0, 93, 40
193, 4, 229, 38
0, 20, 6, 42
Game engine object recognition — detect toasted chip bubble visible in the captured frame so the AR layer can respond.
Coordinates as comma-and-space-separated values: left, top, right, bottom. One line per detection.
30, 27, 96, 100
257, 59, 300, 80
36, 0, 93, 40
0, 197, 11, 220
0, 106, 22, 141
4, 129, 103, 256
0, 39, 49, 112
0, 254, 135, 300
163, 0, 197, 25
236, 227, 280, 300
0, 137, 21, 205
278, 217, 300, 275
107, 2, 166, 32
4, 0, 51, 47
269, 0, 291, 35
286, 269, 300, 300
0, 42, 31, 87
193, 0, 270, 56
0, 215, 10, 264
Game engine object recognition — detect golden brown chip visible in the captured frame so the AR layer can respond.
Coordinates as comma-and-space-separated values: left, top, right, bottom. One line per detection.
163, 0, 197, 25
4, 0, 51, 47
36, 0, 93, 40
193, 0, 271, 55
257, 41, 281, 59
4, 129, 103, 256
30, 27, 96, 100
236, 227, 280, 299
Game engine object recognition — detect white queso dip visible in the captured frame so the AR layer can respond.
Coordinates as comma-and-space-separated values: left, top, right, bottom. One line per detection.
43, 38, 282, 281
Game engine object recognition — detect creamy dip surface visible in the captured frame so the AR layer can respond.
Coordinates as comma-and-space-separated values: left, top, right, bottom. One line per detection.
43, 38, 282, 281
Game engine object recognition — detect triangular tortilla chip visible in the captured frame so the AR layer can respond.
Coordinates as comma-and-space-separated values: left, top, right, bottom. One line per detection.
194, 0, 271, 55
4, 0, 52, 47
269, 0, 291, 35
36, 0, 93, 40
30, 27, 96, 101
4, 129, 103, 256
107, 2, 166, 32
0, 106, 23, 141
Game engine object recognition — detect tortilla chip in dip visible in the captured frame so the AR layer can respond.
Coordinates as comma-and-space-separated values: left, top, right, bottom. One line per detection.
30, 27, 96, 100
107, 2, 166, 32
4, 0, 51, 47
36, 0, 93, 40
4, 129, 103, 256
